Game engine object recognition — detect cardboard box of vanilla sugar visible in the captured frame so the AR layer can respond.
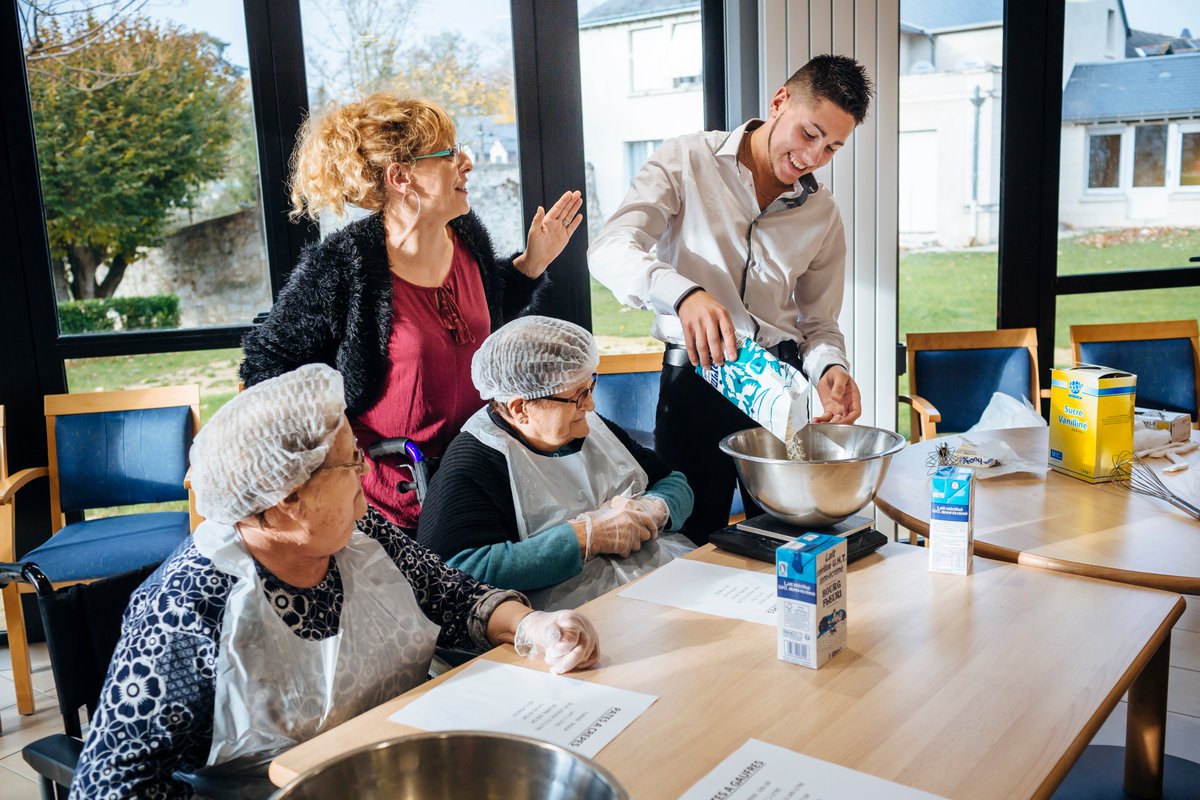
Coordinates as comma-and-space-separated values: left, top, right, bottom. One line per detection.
776, 533, 847, 669
929, 465, 974, 576
1048, 364, 1135, 483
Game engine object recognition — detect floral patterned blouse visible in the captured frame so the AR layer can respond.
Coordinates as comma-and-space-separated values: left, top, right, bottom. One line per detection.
71, 506, 522, 799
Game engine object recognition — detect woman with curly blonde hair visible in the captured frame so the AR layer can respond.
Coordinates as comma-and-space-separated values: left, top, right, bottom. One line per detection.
240, 93, 583, 535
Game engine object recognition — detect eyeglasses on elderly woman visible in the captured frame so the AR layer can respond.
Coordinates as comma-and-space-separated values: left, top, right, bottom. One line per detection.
535, 373, 598, 410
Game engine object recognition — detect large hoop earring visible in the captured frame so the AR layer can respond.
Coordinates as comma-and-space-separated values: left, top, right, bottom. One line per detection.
400, 190, 421, 222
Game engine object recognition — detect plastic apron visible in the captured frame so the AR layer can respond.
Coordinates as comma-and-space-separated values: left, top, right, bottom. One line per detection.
461, 408, 694, 610
192, 521, 439, 775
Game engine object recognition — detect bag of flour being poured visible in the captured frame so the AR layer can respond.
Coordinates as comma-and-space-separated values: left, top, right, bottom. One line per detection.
697, 340, 811, 451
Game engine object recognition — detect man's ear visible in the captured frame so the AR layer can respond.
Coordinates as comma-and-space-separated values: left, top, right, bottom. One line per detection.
384, 162, 411, 193
768, 86, 790, 118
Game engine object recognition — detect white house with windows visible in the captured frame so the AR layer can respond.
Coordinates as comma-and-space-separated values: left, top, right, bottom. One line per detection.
578, 0, 703, 225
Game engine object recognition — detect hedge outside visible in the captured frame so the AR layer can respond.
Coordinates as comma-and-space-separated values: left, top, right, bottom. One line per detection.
58, 296, 181, 334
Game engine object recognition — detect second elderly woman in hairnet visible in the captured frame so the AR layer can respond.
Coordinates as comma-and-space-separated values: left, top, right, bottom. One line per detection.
71, 364, 599, 799
417, 317, 695, 609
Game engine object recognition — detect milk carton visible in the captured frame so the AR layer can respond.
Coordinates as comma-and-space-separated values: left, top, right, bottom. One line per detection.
1048, 365, 1135, 483
929, 466, 974, 575
699, 340, 810, 442
776, 533, 847, 669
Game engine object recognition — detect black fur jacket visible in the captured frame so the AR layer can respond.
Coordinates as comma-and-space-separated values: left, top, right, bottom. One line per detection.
239, 211, 546, 416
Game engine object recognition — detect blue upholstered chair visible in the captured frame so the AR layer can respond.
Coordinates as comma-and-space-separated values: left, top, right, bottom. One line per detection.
0, 386, 200, 716
1070, 320, 1199, 424
901, 328, 1042, 442
593, 351, 745, 519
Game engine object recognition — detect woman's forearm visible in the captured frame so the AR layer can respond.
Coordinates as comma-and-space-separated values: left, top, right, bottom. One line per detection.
486, 599, 533, 645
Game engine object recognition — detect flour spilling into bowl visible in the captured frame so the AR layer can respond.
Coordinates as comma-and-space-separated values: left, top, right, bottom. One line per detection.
785, 432, 806, 461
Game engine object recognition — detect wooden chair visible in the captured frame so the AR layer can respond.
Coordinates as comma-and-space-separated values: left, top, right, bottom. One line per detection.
0, 386, 200, 716
1070, 319, 1199, 424
901, 328, 1042, 442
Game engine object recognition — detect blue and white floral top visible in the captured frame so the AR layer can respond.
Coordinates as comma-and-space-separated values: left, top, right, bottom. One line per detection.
71, 506, 521, 799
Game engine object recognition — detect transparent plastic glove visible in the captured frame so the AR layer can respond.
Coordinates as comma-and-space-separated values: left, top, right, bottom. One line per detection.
514, 610, 600, 674
573, 506, 656, 560
609, 494, 669, 533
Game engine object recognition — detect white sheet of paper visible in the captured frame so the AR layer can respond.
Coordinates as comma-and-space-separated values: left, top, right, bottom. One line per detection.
388, 661, 656, 758
618, 558, 778, 625
679, 739, 947, 800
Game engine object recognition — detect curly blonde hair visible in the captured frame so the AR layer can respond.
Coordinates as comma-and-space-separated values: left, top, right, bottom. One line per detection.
288, 94, 456, 221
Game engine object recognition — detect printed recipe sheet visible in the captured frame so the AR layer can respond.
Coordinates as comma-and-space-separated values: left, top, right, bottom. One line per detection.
619, 558, 778, 625
388, 661, 656, 758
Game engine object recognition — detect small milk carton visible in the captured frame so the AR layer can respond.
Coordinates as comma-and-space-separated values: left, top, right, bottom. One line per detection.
776, 533, 847, 669
699, 340, 810, 442
1048, 364, 1135, 483
929, 466, 975, 575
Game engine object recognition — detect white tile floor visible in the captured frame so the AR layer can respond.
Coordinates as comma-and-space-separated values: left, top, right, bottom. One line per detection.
2, 602, 1199, 798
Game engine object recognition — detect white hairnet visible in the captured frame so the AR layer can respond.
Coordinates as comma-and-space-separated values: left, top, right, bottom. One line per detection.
189, 363, 347, 525
472, 316, 599, 402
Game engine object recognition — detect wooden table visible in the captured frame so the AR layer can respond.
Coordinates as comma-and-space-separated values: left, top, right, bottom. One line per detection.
270, 545, 1183, 799
875, 427, 1200, 593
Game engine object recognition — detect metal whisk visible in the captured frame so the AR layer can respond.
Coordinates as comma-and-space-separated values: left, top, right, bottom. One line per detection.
1114, 452, 1200, 521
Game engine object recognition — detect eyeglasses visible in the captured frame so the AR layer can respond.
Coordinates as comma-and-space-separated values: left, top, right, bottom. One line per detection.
537, 374, 598, 410
412, 143, 471, 164
317, 447, 366, 474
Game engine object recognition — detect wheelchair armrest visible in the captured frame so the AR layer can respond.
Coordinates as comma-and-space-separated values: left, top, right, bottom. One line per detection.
0, 466, 48, 504
898, 394, 941, 441
22, 733, 83, 790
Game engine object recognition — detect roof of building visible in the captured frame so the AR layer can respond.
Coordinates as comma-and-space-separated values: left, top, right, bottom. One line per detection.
1062, 52, 1200, 123
580, 0, 699, 29
1127, 28, 1200, 57
899, 0, 1001, 32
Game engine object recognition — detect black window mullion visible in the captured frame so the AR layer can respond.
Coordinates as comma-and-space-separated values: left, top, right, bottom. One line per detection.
243, 0, 316, 296
1056, 267, 1200, 297
997, 0, 1065, 391
702, 0, 727, 131
510, 0, 591, 330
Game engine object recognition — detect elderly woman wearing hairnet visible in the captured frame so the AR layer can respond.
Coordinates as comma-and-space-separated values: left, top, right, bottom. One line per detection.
71, 364, 599, 799
417, 317, 695, 609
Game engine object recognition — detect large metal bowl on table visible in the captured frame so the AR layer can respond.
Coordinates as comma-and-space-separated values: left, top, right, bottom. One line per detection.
719, 424, 906, 527
270, 731, 629, 800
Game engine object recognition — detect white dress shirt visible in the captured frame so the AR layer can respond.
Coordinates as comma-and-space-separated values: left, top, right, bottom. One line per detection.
588, 120, 849, 381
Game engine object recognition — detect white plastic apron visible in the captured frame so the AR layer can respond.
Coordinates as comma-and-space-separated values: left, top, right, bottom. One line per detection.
193, 521, 439, 769
461, 408, 693, 609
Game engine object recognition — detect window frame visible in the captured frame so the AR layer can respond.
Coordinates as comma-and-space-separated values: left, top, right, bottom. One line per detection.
1083, 125, 1125, 194
1173, 121, 1200, 192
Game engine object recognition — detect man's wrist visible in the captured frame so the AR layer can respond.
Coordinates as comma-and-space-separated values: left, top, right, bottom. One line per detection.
673, 286, 704, 315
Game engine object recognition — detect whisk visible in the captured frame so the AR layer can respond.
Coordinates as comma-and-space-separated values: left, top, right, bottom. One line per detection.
1114, 452, 1200, 521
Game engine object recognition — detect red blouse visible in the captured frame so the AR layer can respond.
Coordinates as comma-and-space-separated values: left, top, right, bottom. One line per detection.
351, 233, 490, 528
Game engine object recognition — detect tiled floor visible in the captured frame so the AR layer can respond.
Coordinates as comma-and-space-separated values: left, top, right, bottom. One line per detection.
2, 602, 1199, 798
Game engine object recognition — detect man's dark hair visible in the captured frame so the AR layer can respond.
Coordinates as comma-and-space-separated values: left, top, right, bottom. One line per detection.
785, 54, 873, 125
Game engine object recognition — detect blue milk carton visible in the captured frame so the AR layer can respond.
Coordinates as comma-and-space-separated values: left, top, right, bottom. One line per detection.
776, 533, 847, 669
929, 465, 974, 575
698, 340, 810, 442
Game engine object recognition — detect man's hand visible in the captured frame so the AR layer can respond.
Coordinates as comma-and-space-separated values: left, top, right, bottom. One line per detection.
677, 290, 738, 369
814, 365, 862, 423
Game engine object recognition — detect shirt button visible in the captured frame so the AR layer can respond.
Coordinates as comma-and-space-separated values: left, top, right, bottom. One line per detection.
748, 260, 756, 267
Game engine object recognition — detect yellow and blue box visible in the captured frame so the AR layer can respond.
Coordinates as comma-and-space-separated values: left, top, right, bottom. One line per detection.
776, 533, 847, 669
929, 465, 974, 575
1049, 364, 1135, 483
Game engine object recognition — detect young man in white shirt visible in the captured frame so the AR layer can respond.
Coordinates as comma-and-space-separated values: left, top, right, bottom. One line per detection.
589, 54, 873, 544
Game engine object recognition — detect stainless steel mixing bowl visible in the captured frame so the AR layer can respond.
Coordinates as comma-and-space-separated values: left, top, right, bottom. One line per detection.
270, 731, 629, 800
719, 424, 907, 527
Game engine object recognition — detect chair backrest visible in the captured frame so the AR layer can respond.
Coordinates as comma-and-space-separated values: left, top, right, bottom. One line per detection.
1070, 320, 1199, 423
594, 352, 662, 450
44, 386, 201, 531
907, 328, 1040, 435
35, 562, 160, 738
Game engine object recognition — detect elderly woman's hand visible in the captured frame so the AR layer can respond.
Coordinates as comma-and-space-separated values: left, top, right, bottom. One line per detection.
514, 610, 600, 674
571, 506, 656, 559
512, 190, 584, 278
609, 494, 669, 533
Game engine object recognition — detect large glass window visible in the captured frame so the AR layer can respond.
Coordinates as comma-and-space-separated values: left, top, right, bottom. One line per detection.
1182, 130, 1200, 187
299, 0, 523, 253
20, 0, 270, 332
579, 1, 703, 354
1087, 133, 1121, 189
1133, 124, 1167, 187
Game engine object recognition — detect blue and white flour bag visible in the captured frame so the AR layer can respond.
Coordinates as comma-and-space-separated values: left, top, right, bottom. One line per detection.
697, 340, 811, 443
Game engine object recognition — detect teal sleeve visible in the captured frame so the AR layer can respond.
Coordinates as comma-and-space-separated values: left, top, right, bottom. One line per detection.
446, 525, 583, 592
645, 470, 694, 532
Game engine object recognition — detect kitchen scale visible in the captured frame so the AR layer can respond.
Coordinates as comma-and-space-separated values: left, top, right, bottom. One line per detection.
710, 512, 888, 564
